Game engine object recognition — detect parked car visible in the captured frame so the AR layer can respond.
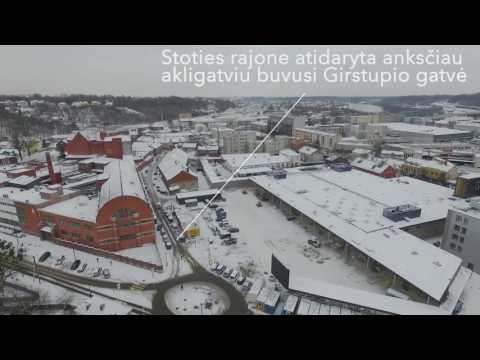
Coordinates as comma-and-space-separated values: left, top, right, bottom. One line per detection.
38, 251, 51, 263
77, 263, 87, 273
157, 225, 162, 231
230, 271, 239, 281
70, 259, 81, 271
286, 216, 296, 221
56, 255, 66, 266
256, 201, 263, 207
5, 241, 13, 250
453, 300, 464, 315
224, 237, 237, 246
0, 240, 6, 249
208, 203, 218, 209
228, 227, 240, 233
165, 241, 172, 250
210, 262, 219, 272
103, 269, 111, 279
216, 265, 226, 275
237, 275, 246, 286
223, 268, 233, 279
433, 241, 441, 247
242, 281, 253, 291
93, 267, 103, 278
308, 239, 321, 248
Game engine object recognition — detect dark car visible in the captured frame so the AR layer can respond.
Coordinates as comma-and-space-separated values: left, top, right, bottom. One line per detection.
38, 251, 51, 263
237, 275, 246, 286
0, 240, 6, 249
308, 239, 321, 248
56, 255, 66, 266
287, 216, 296, 221
93, 267, 103, 278
70, 259, 81, 271
77, 263, 87, 273
5, 241, 13, 250
228, 227, 240, 233
208, 203, 218, 209
433, 241, 441, 247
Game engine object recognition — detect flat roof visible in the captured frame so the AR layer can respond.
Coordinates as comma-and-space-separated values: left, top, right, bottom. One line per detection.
289, 274, 449, 315
253, 168, 462, 301
375, 122, 472, 136
176, 189, 219, 200
223, 153, 290, 170
41, 195, 98, 223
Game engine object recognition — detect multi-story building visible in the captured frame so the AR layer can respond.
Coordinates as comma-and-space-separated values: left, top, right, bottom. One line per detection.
367, 123, 473, 143
293, 128, 342, 151
400, 157, 458, 184
257, 135, 291, 154
221, 129, 256, 154
442, 199, 480, 273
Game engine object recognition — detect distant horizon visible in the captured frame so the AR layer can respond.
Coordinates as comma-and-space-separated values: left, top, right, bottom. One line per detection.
1, 91, 480, 100
1, 46, 480, 97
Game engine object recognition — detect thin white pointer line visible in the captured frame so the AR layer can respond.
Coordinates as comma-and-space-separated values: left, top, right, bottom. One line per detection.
175, 93, 306, 242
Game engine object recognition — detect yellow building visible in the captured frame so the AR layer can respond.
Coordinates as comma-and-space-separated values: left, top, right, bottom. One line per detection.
400, 157, 458, 184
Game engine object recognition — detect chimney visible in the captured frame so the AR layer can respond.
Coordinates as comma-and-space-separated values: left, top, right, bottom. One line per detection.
100, 130, 107, 140
45, 152, 58, 185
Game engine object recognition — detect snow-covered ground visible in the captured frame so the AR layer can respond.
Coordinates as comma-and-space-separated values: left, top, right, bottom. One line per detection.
8, 272, 152, 315
459, 271, 480, 315
183, 187, 388, 302
164, 282, 229, 315
4, 233, 177, 284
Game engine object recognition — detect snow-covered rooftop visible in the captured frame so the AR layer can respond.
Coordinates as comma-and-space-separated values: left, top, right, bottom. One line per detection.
373, 122, 472, 136
252, 168, 462, 301
405, 157, 456, 172
98, 159, 147, 209
41, 195, 98, 223
158, 148, 192, 182
223, 153, 290, 170
298, 146, 319, 155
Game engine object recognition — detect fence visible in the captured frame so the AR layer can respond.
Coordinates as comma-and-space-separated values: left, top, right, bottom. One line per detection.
50, 237, 163, 273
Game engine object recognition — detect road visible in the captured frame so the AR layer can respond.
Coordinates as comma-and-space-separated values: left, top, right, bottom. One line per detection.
140, 153, 249, 314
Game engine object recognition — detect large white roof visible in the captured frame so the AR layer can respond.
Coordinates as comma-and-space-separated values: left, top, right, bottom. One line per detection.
223, 153, 290, 170
253, 168, 462, 301
42, 195, 98, 223
98, 159, 147, 209
375, 122, 472, 136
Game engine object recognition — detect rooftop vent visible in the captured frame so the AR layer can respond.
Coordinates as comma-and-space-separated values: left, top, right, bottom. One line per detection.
383, 204, 421, 222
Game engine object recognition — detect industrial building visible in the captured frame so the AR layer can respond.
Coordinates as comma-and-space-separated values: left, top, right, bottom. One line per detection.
368, 123, 473, 143
65, 131, 131, 159
400, 157, 458, 184
251, 167, 468, 309
9, 159, 155, 252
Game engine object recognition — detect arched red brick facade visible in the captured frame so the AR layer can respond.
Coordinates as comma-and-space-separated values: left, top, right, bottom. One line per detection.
96, 196, 155, 251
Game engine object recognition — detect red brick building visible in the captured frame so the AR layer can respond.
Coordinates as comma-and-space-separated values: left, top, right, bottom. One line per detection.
66, 132, 124, 160
351, 158, 397, 179
35, 159, 155, 251
157, 148, 198, 190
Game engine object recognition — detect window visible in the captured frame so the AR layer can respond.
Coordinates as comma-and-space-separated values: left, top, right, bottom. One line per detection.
452, 233, 458, 240
460, 237, 465, 244
115, 208, 137, 219
119, 233, 136, 241
456, 215, 462, 222
450, 243, 456, 250
461, 227, 467, 234
464, 218, 469, 225
457, 246, 463, 253
454, 225, 460, 231
468, 263, 474, 271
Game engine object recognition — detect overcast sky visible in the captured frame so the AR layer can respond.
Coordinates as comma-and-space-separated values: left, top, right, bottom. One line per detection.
0, 45, 479, 98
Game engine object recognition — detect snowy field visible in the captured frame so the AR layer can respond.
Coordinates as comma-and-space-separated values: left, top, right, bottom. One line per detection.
3, 233, 178, 284
164, 282, 230, 315
459, 272, 480, 315
183, 187, 389, 299
8, 272, 154, 315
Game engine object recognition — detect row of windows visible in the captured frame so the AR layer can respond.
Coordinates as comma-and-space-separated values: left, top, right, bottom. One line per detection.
449, 242, 463, 253
455, 215, 469, 225
60, 230, 94, 242
453, 224, 467, 235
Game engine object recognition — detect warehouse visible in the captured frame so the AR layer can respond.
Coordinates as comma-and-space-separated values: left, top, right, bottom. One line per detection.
368, 122, 473, 143
176, 189, 222, 205
252, 167, 464, 305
